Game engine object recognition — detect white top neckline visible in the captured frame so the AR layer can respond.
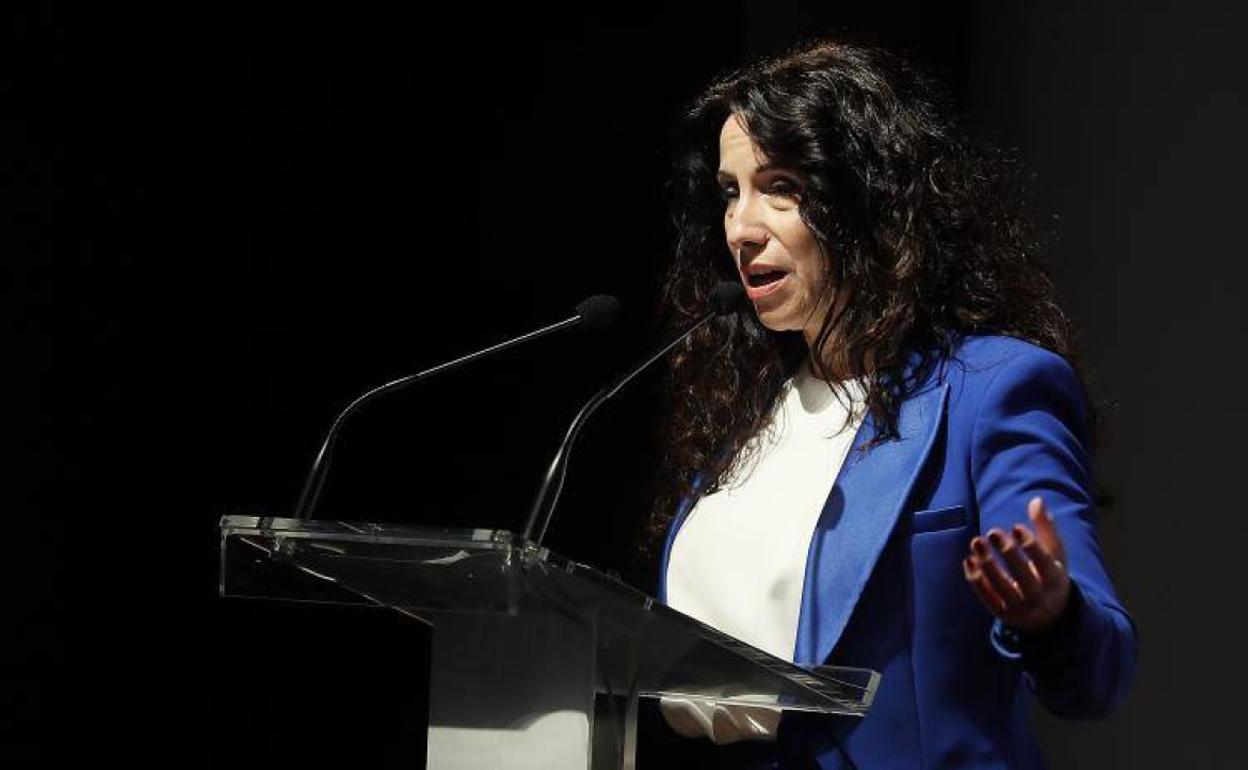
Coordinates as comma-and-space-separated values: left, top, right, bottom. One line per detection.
665, 367, 866, 662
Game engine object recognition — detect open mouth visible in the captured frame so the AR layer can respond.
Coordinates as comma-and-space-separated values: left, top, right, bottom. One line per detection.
746, 270, 787, 288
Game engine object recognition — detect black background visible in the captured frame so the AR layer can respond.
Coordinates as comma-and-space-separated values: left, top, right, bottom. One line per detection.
10, 1, 1248, 766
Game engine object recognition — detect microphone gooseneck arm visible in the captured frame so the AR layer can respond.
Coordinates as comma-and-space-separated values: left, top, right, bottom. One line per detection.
522, 310, 721, 546
293, 313, 588, 522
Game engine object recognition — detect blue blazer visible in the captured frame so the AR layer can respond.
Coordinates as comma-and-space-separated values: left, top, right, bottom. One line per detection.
657, 335, 1138, 769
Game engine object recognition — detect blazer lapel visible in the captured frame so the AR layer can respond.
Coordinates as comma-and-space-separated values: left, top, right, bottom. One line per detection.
657, 472, 703, 603
793, 383, 949, 666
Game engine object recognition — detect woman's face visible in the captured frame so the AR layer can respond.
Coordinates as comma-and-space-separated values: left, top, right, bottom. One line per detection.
717, 114, 832, 346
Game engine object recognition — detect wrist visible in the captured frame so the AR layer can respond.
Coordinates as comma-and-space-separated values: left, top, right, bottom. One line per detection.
998, 580, 1084, 660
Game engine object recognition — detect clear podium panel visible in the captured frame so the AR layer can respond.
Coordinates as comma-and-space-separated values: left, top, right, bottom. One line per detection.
425, 611, 599, 770
221, 514, 879, 717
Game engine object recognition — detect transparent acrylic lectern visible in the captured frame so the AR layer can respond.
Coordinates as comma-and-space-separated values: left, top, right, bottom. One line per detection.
219, 515, 879, 769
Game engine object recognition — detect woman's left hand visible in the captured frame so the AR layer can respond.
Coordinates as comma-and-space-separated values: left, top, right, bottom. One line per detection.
962, 496, 1072, 632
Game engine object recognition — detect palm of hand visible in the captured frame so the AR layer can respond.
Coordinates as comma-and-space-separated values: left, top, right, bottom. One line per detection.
963, 497, 1072, 633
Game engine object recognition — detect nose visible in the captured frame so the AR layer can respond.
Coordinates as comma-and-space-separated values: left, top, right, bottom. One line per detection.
725, 196, 770, 263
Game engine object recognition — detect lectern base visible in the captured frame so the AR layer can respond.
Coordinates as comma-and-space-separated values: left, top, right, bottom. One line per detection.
428, 612, 616, 770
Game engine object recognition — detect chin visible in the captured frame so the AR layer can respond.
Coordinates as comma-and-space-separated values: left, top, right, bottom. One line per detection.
754, 309, 802, 334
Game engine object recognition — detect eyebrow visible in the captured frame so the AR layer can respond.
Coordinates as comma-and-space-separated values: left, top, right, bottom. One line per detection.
717, 162, 794, 180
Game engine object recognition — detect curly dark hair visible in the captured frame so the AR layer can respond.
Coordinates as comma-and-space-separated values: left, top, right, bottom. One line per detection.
649, 39, 1084, 548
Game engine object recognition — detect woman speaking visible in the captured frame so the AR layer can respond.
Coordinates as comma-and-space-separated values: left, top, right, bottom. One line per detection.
650, 39, 1137, 769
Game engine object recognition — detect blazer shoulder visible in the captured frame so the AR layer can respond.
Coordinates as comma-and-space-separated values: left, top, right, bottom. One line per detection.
951, 334, 1065, 369
934, 335, 1082, 419
939, 335, 1073, 386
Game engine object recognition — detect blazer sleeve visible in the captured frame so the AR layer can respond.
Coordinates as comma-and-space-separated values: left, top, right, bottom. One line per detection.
969, 347, 1138, 719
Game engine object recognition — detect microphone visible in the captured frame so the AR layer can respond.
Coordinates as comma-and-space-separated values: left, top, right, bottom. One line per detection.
291, 294, 620, 521
521, 281, 745, 545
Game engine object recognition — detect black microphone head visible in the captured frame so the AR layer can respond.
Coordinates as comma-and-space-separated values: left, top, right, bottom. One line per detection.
709, 281, 746, 315
575, 294, 621, 331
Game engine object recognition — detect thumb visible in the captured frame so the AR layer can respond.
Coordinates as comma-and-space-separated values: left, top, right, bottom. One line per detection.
1027, 496, 1066, 565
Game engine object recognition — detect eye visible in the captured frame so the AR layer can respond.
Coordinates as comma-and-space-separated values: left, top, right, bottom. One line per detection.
718, 183, 739, 202
767, 176, 802, 198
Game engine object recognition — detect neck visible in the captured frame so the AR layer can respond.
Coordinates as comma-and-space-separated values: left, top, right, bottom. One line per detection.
801, 284, 852, 376
805, 336, 875, 385
805, 340, 849, 382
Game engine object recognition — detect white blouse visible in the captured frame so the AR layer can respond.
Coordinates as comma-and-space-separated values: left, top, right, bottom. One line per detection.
662, 366, 865, 743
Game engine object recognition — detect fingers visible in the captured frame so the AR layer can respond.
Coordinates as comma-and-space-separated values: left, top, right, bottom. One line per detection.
994, 527, 1043, 598
962, 496, 1076, 631
711, 703, 781, 744
963, 556, 1007, 614
965, 524, 1055, 615
1018, 520, 1066, 588
659, 697, 713, 739
970, 534, 1024, 605
659, 697, 781, 744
